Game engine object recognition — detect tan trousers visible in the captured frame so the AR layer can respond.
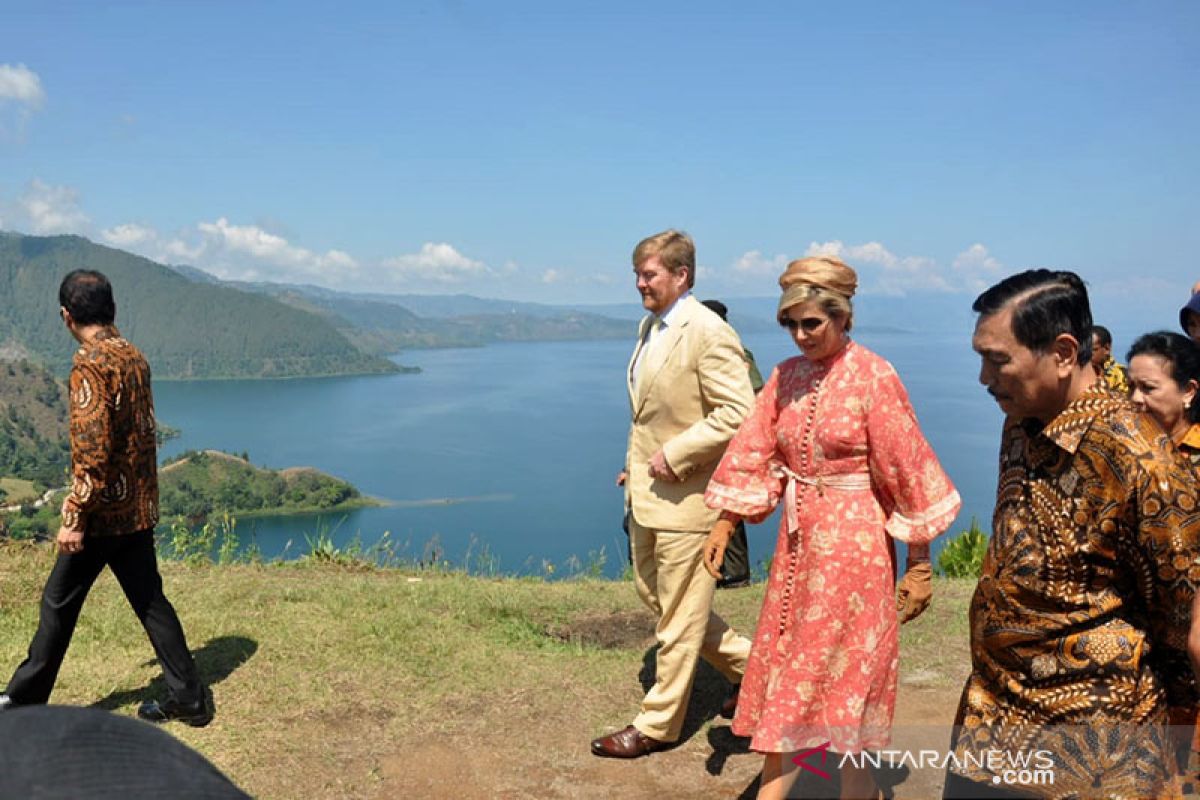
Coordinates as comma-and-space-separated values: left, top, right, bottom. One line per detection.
629, 517, 753, 742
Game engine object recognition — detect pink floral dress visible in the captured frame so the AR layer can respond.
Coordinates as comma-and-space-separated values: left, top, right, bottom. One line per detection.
705, 340, 960, 753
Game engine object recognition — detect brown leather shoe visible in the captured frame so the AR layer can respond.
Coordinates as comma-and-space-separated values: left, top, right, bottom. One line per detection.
590, 725, 668, 758
720, 684, 740, 718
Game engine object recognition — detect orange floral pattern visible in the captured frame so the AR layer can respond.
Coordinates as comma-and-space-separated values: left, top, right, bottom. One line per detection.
705, 341, 960, 753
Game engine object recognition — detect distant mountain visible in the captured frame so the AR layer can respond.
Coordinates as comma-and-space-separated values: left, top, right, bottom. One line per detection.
220, 281, 636, 353
0, 232, 400, 379
0, 360, 70, 486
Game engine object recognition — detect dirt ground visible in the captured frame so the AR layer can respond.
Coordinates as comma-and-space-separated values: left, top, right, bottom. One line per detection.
377, 608, 969, 800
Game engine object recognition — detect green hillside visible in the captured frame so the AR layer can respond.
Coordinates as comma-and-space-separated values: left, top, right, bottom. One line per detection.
0, 360, 70, 487
159, 450, 377, 520
0, 232, 401, 379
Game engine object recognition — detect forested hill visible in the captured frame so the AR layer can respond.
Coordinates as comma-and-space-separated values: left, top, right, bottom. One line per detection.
0, 360, 70, 486
0, 232, 400, 379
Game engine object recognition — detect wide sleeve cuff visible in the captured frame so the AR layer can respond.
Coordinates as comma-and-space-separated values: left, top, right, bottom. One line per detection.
704, 481, 778, 524
885, 489, 962, 544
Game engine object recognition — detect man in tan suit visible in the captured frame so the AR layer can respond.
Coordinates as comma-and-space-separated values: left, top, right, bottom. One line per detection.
591, 230, 755, 758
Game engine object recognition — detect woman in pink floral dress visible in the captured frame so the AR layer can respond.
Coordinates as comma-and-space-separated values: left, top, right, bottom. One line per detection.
703, 257, 960, 800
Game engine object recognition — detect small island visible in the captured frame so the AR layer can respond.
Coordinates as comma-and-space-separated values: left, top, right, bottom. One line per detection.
159, 450, 381, 521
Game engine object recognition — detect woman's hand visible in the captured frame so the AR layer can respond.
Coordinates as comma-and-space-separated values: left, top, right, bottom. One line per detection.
897, 561, 933, 623
703, 518, 737, 579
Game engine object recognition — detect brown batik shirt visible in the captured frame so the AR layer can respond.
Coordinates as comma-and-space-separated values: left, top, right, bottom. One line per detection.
61, 326, 159, 536
951, 383, 1200, 798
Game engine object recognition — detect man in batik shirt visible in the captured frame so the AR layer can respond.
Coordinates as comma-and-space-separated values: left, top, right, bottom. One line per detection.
946, 270, 1200, 799
0, 270, 208, 727
1090, 324, 1129, 394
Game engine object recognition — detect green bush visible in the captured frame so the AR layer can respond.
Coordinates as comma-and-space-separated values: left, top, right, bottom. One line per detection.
936, 518, 989, 578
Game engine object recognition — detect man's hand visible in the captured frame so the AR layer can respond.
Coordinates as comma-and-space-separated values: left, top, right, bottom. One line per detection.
703, 518, 736, 579
648, 450, 679, 482
56, 526, 84, 556
616, 470, 627, 487
897, 562, 933, 623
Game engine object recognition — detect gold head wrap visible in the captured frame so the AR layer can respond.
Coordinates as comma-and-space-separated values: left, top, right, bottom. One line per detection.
777, 256, 858, 319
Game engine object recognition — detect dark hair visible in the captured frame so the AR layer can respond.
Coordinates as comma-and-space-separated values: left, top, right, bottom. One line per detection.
972, 269, 1092, 366
1128, 331, 1200, 423
1091, 325, 1112, 347
59, 270, 115, 326
701, 299, 728, 321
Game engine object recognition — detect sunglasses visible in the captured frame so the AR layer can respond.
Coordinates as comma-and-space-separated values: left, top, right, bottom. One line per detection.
781, 316, 828, 333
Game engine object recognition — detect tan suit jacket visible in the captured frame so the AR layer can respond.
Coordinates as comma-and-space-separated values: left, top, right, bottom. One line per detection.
625, 295, 755, 532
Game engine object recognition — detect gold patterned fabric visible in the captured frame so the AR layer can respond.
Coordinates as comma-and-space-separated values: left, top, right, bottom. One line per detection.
61, 326, 159, 536
951, 383, 1200, 798
1099, 356, 1130, 395
1180, 424, 1200, 473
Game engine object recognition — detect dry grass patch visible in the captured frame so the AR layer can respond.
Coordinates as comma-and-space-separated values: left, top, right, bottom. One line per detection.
0, 541, 974, 799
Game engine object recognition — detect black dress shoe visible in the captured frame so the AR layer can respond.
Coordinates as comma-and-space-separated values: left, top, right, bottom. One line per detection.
137, 696, 212, 727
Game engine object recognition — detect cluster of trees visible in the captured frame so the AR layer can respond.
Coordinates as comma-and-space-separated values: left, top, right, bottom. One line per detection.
0, 360, 70, 486
0, 424, 69, 486
1, 501, 58, 539
159, 450, 361, 520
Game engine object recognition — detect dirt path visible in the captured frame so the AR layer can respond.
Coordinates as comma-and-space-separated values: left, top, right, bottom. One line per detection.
374, 607, 970, 800
370, 684, 965, 799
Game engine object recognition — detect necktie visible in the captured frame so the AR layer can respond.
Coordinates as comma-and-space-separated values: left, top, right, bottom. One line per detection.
633, 318, 663, 389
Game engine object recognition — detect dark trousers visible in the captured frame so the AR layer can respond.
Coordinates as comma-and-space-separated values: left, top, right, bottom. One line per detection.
718, 521, 751, 586
5, 530, 202, 706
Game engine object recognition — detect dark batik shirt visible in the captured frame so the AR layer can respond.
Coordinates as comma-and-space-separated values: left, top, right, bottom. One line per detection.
61, 326, 159, 536
951, 383, 1200, 797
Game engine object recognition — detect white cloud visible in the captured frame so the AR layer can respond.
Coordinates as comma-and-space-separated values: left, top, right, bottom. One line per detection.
100, 223, 156, 248
192, 217, 360, 281
19, 179, 90, 234
804, 239, 950, 294
0, 64, 44, 107
163, 237, 205, 262
732, 250, 790, 275
541, 269, 561, 284
380, 242, 486, 284
0, 64, 45, 140
951, 243, 1005, 292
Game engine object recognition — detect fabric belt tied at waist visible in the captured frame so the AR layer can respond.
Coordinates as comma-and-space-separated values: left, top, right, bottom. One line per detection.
769, 463, 873, 536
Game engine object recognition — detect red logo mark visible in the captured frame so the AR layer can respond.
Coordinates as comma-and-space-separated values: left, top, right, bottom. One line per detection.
791, 740, 832, 779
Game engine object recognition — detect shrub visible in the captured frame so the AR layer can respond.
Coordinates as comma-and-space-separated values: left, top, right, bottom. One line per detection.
936, 518, 989, 578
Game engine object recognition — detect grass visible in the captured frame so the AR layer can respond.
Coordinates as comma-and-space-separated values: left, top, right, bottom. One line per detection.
0, 477, 39, 505
0, 540, 976, 799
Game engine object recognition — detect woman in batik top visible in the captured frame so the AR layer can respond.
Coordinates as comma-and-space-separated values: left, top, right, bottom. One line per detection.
1128, 330, 1200, 782
1128, 331, 1200, 469
702, 257, 961, 800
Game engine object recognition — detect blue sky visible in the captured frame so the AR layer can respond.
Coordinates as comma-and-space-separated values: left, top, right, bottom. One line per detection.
0, 1, 1197, 313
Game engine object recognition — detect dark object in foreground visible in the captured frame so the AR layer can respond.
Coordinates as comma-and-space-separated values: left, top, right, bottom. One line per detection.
0, 705, 249, 799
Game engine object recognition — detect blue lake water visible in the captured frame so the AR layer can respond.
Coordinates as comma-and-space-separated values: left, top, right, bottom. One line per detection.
153, 325, 1005, 578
